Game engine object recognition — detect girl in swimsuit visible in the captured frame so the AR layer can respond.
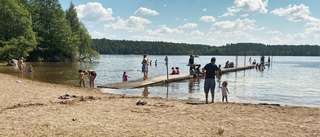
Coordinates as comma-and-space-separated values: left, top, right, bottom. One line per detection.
78, 70, 85, 87
18, 57, 24, 78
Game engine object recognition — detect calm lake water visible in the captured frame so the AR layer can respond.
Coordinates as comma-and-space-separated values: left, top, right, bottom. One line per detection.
1, 55, 319, 107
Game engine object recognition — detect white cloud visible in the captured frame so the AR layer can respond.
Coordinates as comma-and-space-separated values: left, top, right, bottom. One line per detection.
178, 23, 198, 29
199, 16, 216, 23
104, 16, 151, 32
221, 0, 268, 17
295, 21, 320, 40
76, 2, 114, 22
202, 8, 207, 12
134, 7, 159, 16
241, 14, 249, 18
146, 25, 184, 36
212, 18, 256, 31
265, 31, 282, 35
305, 21, 320, 34
92, 31, 104, 38
189, 30, 205, 39
270, 4, 320, 22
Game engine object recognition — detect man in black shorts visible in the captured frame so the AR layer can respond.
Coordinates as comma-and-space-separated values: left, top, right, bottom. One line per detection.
202, 57, 219, 104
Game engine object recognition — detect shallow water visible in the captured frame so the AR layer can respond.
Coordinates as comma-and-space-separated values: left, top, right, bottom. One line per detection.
1, 55, 319, 107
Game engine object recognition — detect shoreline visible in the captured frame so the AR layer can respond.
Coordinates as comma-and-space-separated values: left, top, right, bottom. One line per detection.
0, 73, 319, 136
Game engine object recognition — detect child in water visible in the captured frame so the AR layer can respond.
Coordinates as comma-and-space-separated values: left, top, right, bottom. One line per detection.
219, 81, 230, 103
28, 64, 33, 73
78, 70, 85, 87
122, 71, 129, 81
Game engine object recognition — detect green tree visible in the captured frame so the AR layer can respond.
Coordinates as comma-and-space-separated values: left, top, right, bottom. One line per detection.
66, 2, 99, 61
0, 0, 37, 61
28, 0, 78, 61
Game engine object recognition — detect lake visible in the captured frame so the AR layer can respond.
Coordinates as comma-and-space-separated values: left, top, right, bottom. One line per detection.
0, 55, 319, 107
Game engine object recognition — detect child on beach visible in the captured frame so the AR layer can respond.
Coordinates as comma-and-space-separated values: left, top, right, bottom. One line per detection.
219, 81, 230, 103
78, 70, 85, 87
122, 71, 129, 81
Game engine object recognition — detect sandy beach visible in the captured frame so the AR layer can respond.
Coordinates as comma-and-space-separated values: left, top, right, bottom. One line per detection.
0, 73, 319, 137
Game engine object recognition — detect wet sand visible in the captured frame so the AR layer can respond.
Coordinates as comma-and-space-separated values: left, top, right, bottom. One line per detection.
0, 73, 319, 136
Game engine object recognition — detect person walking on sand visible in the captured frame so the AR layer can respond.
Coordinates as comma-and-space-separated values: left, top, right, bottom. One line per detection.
122, 71, 130, 82
202, 57, 219, 104
219, 81, 230, 103
78, 70, 85, 87
85, 69, 97, 88
141, 54, 149, 80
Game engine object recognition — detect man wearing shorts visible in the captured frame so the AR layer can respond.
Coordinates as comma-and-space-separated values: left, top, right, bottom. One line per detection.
202, 57, 219, 104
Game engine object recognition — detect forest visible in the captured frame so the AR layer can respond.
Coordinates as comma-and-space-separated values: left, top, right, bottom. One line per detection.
92, 39, 320, 56
0, 0, 99, 62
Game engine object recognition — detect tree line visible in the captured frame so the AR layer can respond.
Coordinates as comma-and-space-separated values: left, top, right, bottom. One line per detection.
92, 39, 320, 56
1, 0, 318, 63
0, 0, 99, 62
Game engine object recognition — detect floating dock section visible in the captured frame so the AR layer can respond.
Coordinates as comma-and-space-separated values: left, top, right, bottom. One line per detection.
98, 74, 190, 89
98, 65, 256, 89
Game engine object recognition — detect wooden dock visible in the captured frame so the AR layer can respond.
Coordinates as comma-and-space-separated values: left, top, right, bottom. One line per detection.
98, 74, 190, 89
98, 65, 256, 89
222, 65, 255, 73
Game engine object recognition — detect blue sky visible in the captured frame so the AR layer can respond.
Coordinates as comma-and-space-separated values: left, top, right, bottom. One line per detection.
60, 0, 320, 46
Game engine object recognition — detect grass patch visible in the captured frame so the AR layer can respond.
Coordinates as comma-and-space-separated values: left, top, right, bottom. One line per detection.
217, 128, 225, 135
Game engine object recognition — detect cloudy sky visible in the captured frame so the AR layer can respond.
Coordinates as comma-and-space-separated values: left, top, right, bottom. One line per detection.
60, 0, 320, 46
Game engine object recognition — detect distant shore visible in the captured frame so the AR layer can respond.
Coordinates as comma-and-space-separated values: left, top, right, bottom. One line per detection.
0, 73, 319, 136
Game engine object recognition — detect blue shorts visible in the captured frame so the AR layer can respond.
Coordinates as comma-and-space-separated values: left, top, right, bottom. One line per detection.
142, 64, 147, 72
204, 78, 216, 94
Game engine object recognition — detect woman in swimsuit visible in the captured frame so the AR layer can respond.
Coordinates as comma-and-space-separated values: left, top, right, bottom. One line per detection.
141, 54, 149, 80
85, 69, 97, 88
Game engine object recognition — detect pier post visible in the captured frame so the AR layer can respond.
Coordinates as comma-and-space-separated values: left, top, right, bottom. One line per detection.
165, 56, 169, 83
244, 55, 246, 66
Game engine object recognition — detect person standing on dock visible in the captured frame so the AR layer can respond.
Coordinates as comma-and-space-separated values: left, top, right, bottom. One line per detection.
141, 54, 149, 80
202, 57, 219, 104
188, 55, 194, 70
